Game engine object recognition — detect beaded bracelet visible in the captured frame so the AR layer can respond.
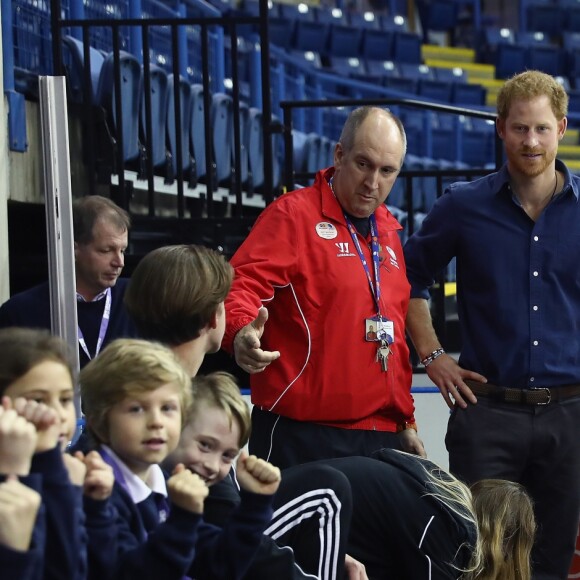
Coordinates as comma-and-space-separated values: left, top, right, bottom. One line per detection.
421, 348, 446, 367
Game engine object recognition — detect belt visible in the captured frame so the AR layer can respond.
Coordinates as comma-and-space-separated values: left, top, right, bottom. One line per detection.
464, 380, 580, 406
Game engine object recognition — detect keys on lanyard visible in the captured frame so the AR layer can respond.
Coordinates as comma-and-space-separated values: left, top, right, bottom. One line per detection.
376, 339, 391, 372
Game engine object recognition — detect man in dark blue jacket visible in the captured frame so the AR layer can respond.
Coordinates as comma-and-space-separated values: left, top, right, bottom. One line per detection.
0, 195, 138, 367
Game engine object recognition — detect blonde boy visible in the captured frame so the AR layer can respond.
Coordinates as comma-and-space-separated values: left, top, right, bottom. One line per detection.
80, 338, 281, 580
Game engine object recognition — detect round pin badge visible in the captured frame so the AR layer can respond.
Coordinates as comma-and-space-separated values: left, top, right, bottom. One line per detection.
315, 222, 338, 239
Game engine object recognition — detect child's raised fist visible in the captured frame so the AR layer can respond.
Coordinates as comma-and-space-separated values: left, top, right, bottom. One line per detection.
62, 452, 87, 487
236, 451, 281, 496
75, 450, 115, 501
0, 476, 42, 551
11, 397, 60, 453
167, 464, 208, 514
0, 403, 37, 476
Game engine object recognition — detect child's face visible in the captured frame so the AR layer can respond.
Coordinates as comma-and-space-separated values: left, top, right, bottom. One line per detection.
105, 382, 182, 480
167, 401, 241, 486
5, 360, 76, 450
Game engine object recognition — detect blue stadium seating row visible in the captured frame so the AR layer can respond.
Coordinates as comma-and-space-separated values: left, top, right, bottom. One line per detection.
525, 0, 580, 37
62, 35, 282, 193
479, 26, 580, 81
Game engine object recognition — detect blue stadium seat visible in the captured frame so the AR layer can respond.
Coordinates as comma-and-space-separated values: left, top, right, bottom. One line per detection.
461, 118, 496, 166
562, 33, 580, 78
360, 29, 395, 61
317, 136, 333, 169
401, 153, 426, 211
452, 82, 486, 105
189, 83, 207, 183
312, 5, 345, 24
247, 107, 264, 191
289, 50, 323, 70
62, 35, 105, 103
392, 31, 422, 64
432, 66, 466, 84
365, 60, 418, 93
526, 44, 563, 76
560, 0, 580, 32
526, 1, 564, 37
166, 74, 193, 178
380, 14, 410, 33
293, 131, 321, 175
415, 0, 459, 42
141, 64, 169, 169
211, 92, 234, 184
348, 11, 381, 30
327, 57, 366, 77
96, 50, 142, 163
326, 24, 363, 58
477, 26, 515, 64
293, 20, 330, 52
494, 43, 527, 79
516, 30, 552, 47
234, 101, 250, 190
399, 63, 434, 82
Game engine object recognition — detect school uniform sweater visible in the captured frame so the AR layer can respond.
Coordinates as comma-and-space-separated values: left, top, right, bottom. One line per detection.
97, 451, 276, 580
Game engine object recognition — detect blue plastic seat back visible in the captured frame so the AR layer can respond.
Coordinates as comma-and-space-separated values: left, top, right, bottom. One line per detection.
211, 93, 234, 183
303, 133, 322, 173
166, 74, 192, 174
190, 83, 207, 181
236, 102, 250, 186
360, 29, 395, 60
326, 24, 362, 58
96, 50, 142, 162
292, 129, 308, 173
247, 107, 264, 189
328, 57, 365, 77
317, 136, 333, 169
62, 35, 105, 103
141, 64, 169, 168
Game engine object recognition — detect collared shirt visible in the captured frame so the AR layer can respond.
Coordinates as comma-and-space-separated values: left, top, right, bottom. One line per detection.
404, 159, 580, 388
101, 445, 168, 504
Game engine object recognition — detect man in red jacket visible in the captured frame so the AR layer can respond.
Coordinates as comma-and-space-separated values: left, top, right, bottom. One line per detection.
223, 106, 425, 469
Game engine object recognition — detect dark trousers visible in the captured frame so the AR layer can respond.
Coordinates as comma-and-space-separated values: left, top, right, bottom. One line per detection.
266, 463, 353, 580
446, 395, 580, 580
205, 464, 353, 579
249, 407, 402, 470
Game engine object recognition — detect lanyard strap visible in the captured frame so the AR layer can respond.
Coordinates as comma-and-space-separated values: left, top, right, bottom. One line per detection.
343, 212, 382, 317
78, 287, 111, 361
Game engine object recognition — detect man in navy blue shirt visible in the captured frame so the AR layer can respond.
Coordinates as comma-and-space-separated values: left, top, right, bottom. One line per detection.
0, 195, 138, 367
404, 70, 580, 580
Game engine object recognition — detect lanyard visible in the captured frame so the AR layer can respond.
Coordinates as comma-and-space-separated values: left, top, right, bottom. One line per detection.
343, 212, 383, 317
77, 287, 111, 361
329, 176, 383, 317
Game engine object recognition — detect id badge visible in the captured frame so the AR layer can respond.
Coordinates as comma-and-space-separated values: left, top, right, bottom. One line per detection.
365, 316, 394, 344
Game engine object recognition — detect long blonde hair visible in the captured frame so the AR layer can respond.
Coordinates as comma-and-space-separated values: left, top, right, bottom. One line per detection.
464, 479, 536, 580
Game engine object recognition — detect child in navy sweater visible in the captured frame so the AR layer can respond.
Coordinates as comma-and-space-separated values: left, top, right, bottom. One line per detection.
79, 337, 281, 580
0, 327, 116, 580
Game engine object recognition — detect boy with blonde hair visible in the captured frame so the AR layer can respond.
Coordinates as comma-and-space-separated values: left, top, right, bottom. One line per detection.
125, 245, 362, 579
80, 338, 281, 580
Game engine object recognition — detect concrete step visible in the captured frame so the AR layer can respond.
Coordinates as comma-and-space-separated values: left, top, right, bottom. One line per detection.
563, 129, 579, 146
558, 145, 580, 160
423, 58, 495, 80
421, 44, 476, 64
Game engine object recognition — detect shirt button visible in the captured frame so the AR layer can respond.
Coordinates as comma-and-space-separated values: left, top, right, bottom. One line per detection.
534, 235, 539, 241
533, 271, 539, 277
530, 377, 535, 382
533, 340, 539, 346
533, 305, 538, 311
